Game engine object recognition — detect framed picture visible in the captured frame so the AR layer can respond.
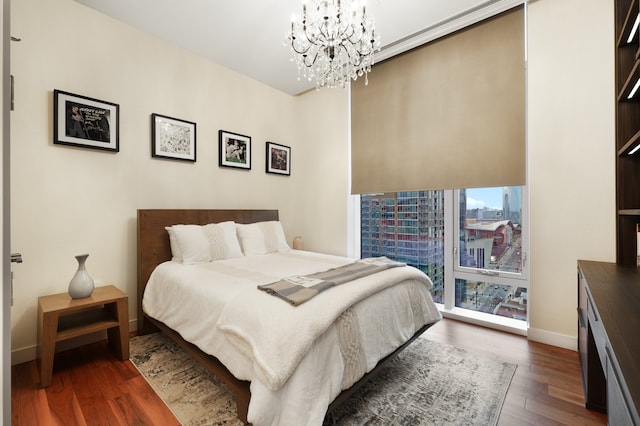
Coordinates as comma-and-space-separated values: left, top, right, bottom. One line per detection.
219, 130, 251, 170
266, 142, 291, 176
53, 89, 119, 152
151, 113, 196, 162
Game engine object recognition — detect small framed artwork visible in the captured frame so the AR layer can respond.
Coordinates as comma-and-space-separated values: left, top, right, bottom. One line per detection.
53, 89, 119, 152
219, 130, 251, 170
266, 142, 291, 176
151, 113, 196, 162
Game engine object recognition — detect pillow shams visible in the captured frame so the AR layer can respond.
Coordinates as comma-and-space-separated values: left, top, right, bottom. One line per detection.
166, 226, 183, 262
236, 221, 290, 256
166, 221, 243, 264
204, 221, 243, 260
166, 224, 211, 264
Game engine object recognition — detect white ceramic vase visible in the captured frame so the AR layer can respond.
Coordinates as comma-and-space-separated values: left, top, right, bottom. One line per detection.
68, 254, 95, 299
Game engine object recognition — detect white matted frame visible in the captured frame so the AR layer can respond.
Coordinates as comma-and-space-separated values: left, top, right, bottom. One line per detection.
219, 130, 251, 170
53, 89, 119, 152
151, 113, 196, 162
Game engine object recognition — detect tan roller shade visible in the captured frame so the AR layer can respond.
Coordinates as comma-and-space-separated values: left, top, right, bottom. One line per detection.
351, 7, 525, 194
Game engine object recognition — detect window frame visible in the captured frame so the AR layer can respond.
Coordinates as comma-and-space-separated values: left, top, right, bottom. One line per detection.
446, 186, 529, 330
452, 187, 529, 283
353, 186, 530, 334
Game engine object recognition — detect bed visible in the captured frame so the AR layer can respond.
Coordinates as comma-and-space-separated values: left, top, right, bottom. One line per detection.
137, 209, 441, 425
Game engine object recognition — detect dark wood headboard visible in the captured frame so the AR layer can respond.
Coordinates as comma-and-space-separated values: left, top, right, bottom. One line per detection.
136, 209, 279, 332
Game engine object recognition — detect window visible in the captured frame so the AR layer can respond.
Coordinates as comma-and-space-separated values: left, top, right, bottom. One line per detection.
454, 187, 527, 325
361, 191, 445, 303
360, 186, 528, 332
458, 187, 523, 273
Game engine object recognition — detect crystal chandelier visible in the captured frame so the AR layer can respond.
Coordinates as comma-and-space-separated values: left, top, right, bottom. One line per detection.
286, 0, 381, 89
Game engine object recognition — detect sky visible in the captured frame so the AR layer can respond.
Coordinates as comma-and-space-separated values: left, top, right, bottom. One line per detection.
465, 187, 503, 210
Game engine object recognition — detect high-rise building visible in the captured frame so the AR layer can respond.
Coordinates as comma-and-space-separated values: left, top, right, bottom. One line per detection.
361, 191, 445, 303
503, 186, 522, 223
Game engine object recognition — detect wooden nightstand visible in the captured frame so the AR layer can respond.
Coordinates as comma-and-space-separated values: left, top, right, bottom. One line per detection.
37, 285, 129, 388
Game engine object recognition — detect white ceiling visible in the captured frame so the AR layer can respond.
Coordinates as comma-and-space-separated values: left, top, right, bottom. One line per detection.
74, 0, 521, 95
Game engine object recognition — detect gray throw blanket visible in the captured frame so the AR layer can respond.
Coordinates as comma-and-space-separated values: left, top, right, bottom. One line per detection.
257, 256, 405, 306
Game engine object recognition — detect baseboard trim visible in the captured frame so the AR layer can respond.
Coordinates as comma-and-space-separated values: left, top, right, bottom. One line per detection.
439, 307, 577, 351
439, 307, 527, 336
527, 326, 577, 351
11, 318, 138, 366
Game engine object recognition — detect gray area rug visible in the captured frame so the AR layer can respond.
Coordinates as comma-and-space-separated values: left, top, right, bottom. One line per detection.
130, 333, 516, 426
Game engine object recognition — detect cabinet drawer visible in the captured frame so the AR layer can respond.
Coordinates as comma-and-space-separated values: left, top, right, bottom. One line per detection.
586, 292, 608, 369
577, 321, 588, 386
577, 267, 588, 370
578, 268, 587, 311
607, 347, 636, 426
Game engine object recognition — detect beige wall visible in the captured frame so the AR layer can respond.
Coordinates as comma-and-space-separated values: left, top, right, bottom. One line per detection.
527, 0, 616, 347
8, 0, 349, 362
8, 0, 617, 363
293, 88, 350, 255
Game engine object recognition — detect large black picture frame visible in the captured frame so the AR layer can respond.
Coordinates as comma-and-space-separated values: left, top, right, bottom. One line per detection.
53, 89, 119, 152
151, 113, 197, 162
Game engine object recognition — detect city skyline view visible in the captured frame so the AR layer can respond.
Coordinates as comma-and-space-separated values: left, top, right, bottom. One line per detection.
465, 187, 504, 210
361, 187, 526, 323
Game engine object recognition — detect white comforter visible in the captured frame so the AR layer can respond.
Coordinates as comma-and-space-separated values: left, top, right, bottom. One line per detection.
142, 250, 441, 426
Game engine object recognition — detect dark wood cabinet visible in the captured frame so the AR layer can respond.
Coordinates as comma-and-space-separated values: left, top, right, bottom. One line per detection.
579, 3, 640, 423
577, 261, 640, 425
578, 268, 607, 412
615, 0, 640, 266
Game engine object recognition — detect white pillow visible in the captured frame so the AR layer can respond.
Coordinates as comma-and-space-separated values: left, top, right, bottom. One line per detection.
165, 226, 183, 262
166, 221, 243, 264
166, 224, 212, 264
203, 221, 243, 260
236, 221, 290, 256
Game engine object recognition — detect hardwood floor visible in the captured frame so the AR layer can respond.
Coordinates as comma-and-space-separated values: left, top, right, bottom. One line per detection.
12, 336, 180, 425
12, 318, 607, 425
426, 319, 607, 426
